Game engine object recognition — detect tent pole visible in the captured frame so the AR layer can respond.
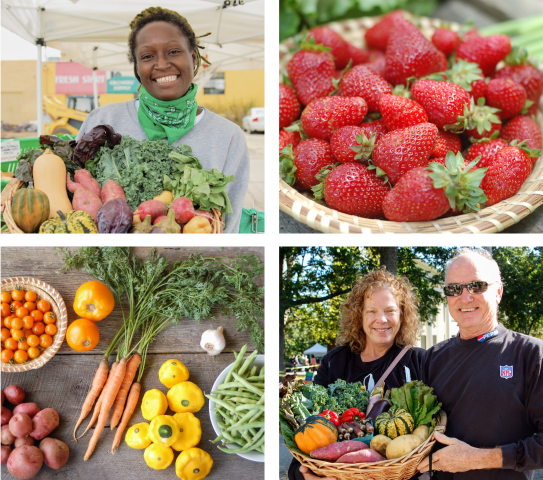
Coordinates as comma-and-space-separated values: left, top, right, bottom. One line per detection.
92, 46, 99, 110
36, 40, 44, 136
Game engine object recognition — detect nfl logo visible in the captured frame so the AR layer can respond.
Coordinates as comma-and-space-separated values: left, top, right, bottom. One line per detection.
500, 365, 513, 379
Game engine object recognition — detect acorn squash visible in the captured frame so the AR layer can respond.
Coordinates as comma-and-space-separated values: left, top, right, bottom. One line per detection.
294, 415, 338, 454
375, 408, 415, 440
11, 184, 50, 233
39, 210, 98, 234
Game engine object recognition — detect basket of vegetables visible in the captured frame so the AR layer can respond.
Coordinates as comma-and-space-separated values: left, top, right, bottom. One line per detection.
280, 379, 446, 480
279, 13, 543, 234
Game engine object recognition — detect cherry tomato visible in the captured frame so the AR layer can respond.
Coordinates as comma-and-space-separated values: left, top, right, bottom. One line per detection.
4, 316, 13, 328
43, 312, 56, 325
1, 327, 10, 342
24, 291, 37, 303
10, 318, 23, 330
46, 324, 58, 335
32, 322, 46, 335
5, 338, 18, 350
1, 303, 10, 317
23, 329, 33, 338
22, 316, 34, 329
1, 292, 12, 304
10, 301, 22, 313
14, 350, 28, 363
27, 347, 40, 359
37, 300, 51, 313
40, 334, 53, 348
18, 340, 29, 351
27, 334, 40, 347
12, 330, 25, 341
15, 307, 29, 319
1, 349, 13, 363
23, 302, 36, 312
30, 310, 44, 322
11, 289, 25, 302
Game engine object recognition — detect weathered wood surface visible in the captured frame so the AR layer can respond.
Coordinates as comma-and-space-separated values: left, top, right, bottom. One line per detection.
1, 247, 265, 479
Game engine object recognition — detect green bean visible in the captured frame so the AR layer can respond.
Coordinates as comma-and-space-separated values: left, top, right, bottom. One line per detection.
210, 434, 224, 443
241, 427, 265, 451
238, 349, 258, 376
206, 395, 236, 413
230, 397, 258, 404
218, 344, 248, 400
250, 365, 258, 376
210, 390, 260, 400
231, 372, 264, 395
234, 404, 264, 413
224, 421, 264, 433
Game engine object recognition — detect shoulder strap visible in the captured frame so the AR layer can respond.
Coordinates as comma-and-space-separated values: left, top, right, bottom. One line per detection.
373, 344, 412, 390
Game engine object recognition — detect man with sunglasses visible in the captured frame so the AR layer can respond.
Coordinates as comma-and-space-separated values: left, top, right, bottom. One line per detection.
418, 248, 543, 480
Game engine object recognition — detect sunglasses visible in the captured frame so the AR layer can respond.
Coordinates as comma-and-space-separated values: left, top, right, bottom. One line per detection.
443, 281, 494, 297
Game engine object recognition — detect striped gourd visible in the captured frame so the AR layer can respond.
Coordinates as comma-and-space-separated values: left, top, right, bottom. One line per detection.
375, 408, 414, 439
11, 185, 50, 233
39, 210, 98, 234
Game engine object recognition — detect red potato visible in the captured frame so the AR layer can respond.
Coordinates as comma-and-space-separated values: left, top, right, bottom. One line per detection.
4, 385, 25, 405
14, 437, 34, 448
337, 448, 385, 463
13, 404, 40, 419
2, 406, 13, 426
101, 179, 126, 203
2, 424, 16, 445
311, 440, 369, 461
9, 413, 33, 438
30, 408, 59, 440
170, 196, 195, 224
1, 445, 11, 464
134, 200, 167, 224
39, 437, 69, 469
73, 169, 101, 198
7, 445, 43, 479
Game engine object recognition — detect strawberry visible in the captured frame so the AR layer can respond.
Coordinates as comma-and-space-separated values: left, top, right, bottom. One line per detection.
363, 56, 386, 77
330, 126, 377, 163
364, 10, 407, 51
279, 84, 301, 128
308, 26, 352, 69
411, 80, 471, 131
279, 128, 301, 154
346, 43, 372, 65
481, 143, 536, 205
382, 152, 488, 221
470, 78, 488, 102
301, 96, 368, 141
384, 17, 448, 86
379, 95, 427, 131
494, 47, 543, 116
372, 122, 438, 185
465, 138, 508, 168
486, 78, 528, 120
432, 28, 461, 57
339, 65, 392, 112
500, 115, 542, 160
465, 98, 502, 140
287, 47, 335, 106
358, 119, 388, 145
456, 34, 511, 77
462, 28, 481, 43
279, 139, 335, 190
431, 130, 462, 158
315, 163, 390, 218
441, 59, 483, 93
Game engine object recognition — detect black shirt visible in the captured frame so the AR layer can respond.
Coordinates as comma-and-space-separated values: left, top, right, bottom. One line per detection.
421, 323, 543, 480
287, 344, 425, 480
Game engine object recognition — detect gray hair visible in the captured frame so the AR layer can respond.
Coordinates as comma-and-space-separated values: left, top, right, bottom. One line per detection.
445, 248, 502, 284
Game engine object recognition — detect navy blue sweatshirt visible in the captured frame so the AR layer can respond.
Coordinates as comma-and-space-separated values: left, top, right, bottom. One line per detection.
421, 323, 543, 480
287, 344, 425, 480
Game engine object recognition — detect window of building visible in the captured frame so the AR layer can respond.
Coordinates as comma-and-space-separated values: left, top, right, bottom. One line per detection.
204, 73, 225, 95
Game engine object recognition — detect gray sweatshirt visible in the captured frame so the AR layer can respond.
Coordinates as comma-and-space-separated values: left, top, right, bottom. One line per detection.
76, 100, 250, 233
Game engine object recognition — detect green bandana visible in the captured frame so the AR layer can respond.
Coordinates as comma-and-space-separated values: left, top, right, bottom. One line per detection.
138, 83, 199, 145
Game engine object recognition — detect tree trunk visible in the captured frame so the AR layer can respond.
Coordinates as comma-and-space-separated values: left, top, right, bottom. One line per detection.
379, 247, 398, 275
279, 249, 285, 373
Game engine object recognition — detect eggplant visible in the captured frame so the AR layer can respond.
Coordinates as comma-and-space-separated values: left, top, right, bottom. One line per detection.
366, 398, 391, 423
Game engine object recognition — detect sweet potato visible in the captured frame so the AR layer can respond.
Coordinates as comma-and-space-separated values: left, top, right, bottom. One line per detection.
170, 196, 195, 224
4, 386, 25, 405
14, 437, 34, 448
2, 424, 15, 445
337, 448, 385, 463
73, 169, 101, 198
7, 445, 43, 479
310, 440, 369, 461
1, 406, 12, 426
67, 176, 103, 222
134, 200, 167, 224
9, 413, 32, 438
13, 404, 40, 420
30, 408, 59, 440
1, 445, 10, 465
101, 179, 126, 203
39, 437, 69, 469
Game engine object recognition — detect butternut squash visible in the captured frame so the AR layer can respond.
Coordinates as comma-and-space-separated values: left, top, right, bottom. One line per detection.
32, 149, 73, 218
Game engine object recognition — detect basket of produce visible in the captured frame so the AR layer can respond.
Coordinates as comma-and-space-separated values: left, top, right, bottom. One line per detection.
1, 127, 232, 234
280, 378, 446, 480
1, 277, 68, 372
279, 13, 543, 233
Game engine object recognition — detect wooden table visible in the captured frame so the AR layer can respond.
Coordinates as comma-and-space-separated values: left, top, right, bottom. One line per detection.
1, 247, 265, 480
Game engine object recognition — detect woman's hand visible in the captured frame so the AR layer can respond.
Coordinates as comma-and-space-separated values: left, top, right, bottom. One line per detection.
299, 466, 337, 480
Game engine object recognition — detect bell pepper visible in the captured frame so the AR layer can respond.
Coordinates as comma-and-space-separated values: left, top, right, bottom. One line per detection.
318, 410, 340, 427
340, 407, 365, 423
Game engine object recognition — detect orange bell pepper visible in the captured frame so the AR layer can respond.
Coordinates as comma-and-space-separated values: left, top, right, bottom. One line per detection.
73, 280, 115, 321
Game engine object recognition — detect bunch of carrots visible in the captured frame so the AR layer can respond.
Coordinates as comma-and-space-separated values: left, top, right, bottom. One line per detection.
60, 247, 264, 460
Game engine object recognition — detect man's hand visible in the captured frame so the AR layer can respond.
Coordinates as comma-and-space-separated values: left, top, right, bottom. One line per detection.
417, 432, 503, 473
299, 466, 337, 480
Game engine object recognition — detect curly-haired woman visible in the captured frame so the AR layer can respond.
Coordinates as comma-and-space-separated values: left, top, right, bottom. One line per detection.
289, 269, 425, 480
76, 7, 249, 233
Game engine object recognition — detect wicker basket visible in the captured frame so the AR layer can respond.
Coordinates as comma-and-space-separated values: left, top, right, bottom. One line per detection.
279, 16, 543, 234
1, 277, 68, 372
290, 411, 447, 480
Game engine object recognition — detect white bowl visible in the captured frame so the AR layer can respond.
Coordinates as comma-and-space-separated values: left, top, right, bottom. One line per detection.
209, 354, 265, 462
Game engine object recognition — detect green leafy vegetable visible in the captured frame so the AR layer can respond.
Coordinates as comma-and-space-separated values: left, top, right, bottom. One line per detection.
280, 409, 306, 456
323, 379, 369, 416
390, 380, 442, 429
302, 383, 329, 414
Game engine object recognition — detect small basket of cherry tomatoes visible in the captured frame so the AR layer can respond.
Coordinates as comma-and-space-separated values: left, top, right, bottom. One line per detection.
1, 277, 68, 372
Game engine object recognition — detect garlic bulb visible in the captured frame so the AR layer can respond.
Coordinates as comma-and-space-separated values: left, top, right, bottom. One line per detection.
200, 326, 226, 356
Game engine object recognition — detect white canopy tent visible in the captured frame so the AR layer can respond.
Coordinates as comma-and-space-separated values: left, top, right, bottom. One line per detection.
303, 343, 328, 358
1, 0, 264, 133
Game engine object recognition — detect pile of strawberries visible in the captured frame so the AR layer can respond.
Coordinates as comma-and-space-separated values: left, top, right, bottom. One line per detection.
279, 11, 543, 223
